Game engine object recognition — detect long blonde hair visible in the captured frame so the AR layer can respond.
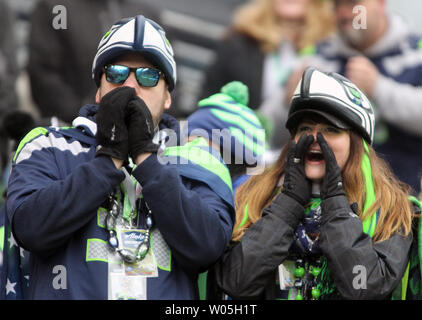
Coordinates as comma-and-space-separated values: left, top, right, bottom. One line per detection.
232, 0, 335, 52
233, 132, 413, 242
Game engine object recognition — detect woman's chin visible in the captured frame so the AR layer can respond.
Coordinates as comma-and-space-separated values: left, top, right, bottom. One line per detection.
305, 164, 325, 181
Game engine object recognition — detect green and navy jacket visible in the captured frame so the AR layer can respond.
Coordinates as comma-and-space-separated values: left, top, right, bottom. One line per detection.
4, 104, 234, 300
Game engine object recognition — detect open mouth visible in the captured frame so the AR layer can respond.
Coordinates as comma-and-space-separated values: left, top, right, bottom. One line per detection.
305, 149, 324, 163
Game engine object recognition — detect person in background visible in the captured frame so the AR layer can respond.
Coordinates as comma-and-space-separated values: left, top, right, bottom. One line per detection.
0, 0, 19, 195
304, 0, 422, 194
213, 67, 420, 300
199, 0, 335, 152
183, 80, 266, 300
27, 0, 161, 125
5, 15, 234, 300
184, 81, 266, 191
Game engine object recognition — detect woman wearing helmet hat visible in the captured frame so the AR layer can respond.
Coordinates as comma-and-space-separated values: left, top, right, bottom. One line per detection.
212, 67, 420, 300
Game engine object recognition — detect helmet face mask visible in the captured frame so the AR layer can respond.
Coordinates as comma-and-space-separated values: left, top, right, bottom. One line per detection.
286, 67, 375, 144
92, 15, 177, 91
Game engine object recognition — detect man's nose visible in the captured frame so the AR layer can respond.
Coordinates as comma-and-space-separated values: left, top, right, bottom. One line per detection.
122, 72, 138, 88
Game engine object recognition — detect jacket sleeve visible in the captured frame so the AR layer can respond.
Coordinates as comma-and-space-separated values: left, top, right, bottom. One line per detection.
372, 75, 422, 136
7, 135, 125, 256
213, 193, 304, 298
319, 195, 413, 300
131, 154, 234, 272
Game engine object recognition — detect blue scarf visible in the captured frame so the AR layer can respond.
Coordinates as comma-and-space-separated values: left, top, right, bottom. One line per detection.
291, 198, 322, 255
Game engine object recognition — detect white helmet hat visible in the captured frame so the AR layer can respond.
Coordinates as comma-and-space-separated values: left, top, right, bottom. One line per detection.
92, 15, 176, 91
286, 67, 375, 144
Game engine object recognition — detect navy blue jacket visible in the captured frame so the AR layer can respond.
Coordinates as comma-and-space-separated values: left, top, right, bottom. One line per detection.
6, 105, 234, 299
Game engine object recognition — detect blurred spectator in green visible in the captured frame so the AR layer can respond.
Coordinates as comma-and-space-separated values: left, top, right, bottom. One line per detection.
199, 0, 335, 153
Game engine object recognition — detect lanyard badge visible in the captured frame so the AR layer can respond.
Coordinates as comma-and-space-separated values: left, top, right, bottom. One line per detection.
106, 169, 158, 300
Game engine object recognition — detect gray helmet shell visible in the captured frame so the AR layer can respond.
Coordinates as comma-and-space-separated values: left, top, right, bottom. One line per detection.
286, 67, 375, 144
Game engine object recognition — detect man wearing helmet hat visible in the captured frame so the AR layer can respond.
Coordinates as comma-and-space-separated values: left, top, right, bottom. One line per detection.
4, 15, 235, 300
305, 0, 422, 194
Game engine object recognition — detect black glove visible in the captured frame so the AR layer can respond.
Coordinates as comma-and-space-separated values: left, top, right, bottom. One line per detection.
282, 134, 314, 206
317, 132, 346, 199
95, 86, 136, 161
125, 96, 159, 160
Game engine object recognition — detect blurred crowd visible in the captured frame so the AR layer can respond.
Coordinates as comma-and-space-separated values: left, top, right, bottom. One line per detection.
1, 0, 422, 201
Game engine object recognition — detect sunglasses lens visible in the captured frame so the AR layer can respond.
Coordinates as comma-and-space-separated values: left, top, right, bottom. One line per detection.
135, 68, 160, 87
105, 65, 130, 84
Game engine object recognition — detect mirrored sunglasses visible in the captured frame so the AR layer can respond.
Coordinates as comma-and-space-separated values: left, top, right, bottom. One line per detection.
104, 64, 164, 87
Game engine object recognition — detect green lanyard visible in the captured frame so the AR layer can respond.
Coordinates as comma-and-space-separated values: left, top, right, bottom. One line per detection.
121, 168, 139, 224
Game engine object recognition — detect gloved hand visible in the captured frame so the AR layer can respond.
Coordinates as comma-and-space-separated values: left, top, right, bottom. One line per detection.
95, 86, 136, 161
317, 133, 346, 199
125, 96, 159, 160
282, 134, 314, 206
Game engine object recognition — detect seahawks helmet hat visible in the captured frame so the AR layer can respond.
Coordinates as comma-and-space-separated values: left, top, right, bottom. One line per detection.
285, 67, 375, 144
92, 15, 177, 91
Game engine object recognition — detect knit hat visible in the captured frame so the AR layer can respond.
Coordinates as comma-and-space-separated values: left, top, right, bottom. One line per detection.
185, 81, 265, 165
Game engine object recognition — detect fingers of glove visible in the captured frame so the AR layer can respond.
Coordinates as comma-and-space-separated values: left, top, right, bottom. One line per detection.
125, 96, 148, 118
295, 134, 314, 161
96, 144, 128, 161
96, 87, 135, 141
316, 133, 338, 170
100, 86, 136, 111
96, 122, 128, 144
126, 98, 155, 137
286, 140, 297, 164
